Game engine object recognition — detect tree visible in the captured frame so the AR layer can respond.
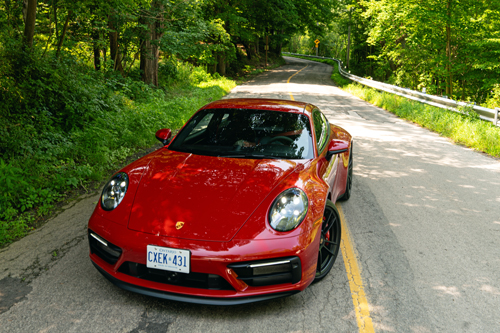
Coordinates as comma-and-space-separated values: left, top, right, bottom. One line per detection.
355, 0, 500, 101
23, 0, 37, 49
140, 1, 164, 85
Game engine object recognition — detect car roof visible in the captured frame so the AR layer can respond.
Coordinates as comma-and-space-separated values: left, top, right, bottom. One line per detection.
202, 98, 312, 115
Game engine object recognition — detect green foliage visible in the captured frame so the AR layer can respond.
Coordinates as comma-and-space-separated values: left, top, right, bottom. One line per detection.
484, 84, 500, 109
1, 0, 325, 246
359, 0, 499, 102
200, 0, 335, 56
160, 19, 235, 66
0, 215, 32, 245
288, 0, 500, 105
286, 28, 347, 60
0, 45, 235, 246
457, 104, 480, 121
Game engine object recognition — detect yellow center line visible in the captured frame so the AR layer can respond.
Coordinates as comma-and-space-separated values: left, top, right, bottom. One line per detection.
286, 64, 308, 101
337, 202, 375, 333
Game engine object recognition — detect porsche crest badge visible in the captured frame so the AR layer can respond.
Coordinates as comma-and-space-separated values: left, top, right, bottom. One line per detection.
176, 221, 185, 230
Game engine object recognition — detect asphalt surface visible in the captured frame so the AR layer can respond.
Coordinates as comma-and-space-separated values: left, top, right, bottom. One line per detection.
1, 57, 499, 332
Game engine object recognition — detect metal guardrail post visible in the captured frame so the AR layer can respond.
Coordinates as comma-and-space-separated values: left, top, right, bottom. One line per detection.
495, 108, 499, 126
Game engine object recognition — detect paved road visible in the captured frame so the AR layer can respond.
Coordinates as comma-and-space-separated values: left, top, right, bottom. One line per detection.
1, 57, 499, 332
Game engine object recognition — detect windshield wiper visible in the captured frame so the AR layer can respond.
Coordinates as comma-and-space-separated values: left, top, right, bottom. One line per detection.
252, 154, 277, 159
217, 154, 276, 159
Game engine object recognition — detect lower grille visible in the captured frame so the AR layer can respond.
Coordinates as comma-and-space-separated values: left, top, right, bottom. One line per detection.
228, 257, 301, 287
118, 262, 234, 290
88, 229, 122, 264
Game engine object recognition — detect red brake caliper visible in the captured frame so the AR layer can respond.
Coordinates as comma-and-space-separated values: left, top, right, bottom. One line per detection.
323, 215, 330, 239
325, 222, 330, 243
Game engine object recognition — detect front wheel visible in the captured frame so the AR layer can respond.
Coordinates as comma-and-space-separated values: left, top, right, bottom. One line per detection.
314, 200, 341, 282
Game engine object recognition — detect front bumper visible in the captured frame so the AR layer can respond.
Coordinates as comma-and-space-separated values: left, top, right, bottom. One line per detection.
93, 262, 299, 305
88, 213, 321, 305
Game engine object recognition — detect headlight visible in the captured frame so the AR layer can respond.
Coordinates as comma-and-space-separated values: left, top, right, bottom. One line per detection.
101, 172, 129, 211
269, 188, 308, 232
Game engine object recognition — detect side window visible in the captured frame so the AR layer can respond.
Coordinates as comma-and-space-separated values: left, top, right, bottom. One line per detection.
312, 109, 329, 153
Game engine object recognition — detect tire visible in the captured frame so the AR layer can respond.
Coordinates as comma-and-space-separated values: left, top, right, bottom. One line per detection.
314, 200, 341, 282
338, 143, 353, 201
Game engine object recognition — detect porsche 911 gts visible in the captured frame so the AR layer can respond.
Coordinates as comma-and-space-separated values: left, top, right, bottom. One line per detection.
88, 98, 353, 305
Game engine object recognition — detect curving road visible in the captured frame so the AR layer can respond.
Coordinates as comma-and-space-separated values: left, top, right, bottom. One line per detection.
1, 57, 499, 332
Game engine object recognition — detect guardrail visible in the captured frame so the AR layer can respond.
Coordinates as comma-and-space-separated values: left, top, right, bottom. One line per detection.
283, 52, 500, 127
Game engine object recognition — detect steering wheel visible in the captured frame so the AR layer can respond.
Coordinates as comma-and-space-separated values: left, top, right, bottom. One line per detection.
267, 136, 294, 145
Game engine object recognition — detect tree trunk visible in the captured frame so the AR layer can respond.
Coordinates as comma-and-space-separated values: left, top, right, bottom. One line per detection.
265, 34, 268, 66
5, 0, 12, 27
90, 5, 100, 70
217, 53, 226, 76
139, 15, 147, 80
461, 79, 466, 101
53, 0, 58, 41
102, 33, 106, 64
56, 10, 71, 57
140, 24, 154, 84
445, 0, 453, 97
279, 29, 284, 55
23, 0, 37, 49
108, 13, 123, 73
346, 14, 351, 68
92, 27, 101, 70
151, 2, 164, 86
272, 34, 282, 55
140, 1, 164, 86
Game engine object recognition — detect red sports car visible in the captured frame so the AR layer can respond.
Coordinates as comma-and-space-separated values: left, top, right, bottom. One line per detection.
88, 98, 353, 305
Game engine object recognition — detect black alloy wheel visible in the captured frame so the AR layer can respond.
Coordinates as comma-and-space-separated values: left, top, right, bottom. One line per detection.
338, 143, 353, 201
314, 200, 341, 282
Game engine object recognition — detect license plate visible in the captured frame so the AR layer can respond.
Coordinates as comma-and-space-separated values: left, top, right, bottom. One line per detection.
146, 245, 190, 274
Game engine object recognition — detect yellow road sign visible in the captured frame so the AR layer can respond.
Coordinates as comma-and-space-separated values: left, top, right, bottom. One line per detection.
314, 39, 320, 46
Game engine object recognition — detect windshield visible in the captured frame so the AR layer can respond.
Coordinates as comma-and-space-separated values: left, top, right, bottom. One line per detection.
169, 108, 314, 159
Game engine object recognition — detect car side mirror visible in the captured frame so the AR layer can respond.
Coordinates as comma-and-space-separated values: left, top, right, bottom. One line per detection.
325, 139, 349, 161
155, 129, 172, 146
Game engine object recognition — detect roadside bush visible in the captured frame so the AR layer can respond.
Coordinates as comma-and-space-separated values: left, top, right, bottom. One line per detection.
483, 84, 500, 109
0, 46, 236, 246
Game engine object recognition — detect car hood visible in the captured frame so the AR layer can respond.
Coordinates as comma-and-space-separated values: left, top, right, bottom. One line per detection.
127, 149, 300, 242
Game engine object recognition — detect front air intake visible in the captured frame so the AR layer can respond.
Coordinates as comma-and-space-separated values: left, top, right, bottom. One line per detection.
228, 257, 301, 287
88, 229, 122, 264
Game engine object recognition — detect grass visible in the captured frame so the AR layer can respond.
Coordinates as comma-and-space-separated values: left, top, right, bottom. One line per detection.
285, 54, 500, 158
